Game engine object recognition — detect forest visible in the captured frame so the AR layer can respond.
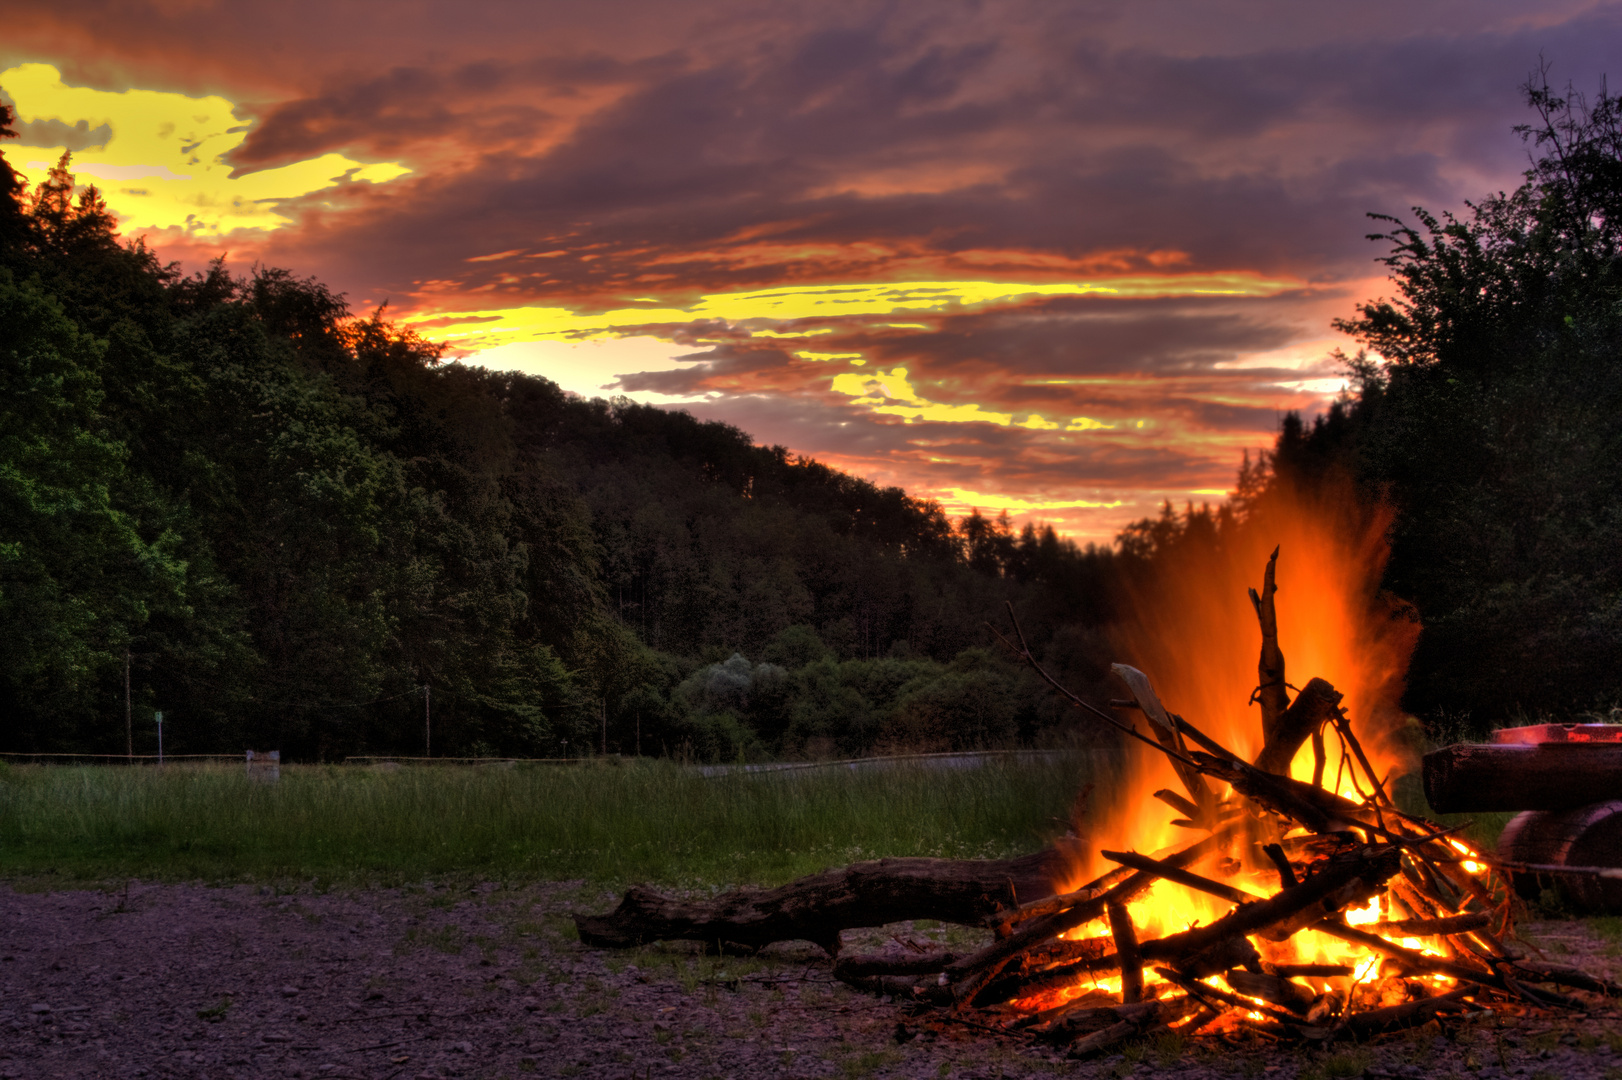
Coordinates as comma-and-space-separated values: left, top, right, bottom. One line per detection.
1, 77, 1618, 760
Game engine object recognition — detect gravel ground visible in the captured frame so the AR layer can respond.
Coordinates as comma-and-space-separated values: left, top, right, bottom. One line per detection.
4, 880, 1622, 1080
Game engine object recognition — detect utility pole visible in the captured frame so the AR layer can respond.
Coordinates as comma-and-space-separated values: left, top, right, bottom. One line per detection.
424, 684, 431, 758
155, 711, 163, 764
600, 698, 607, 756
124, 647, 132, 762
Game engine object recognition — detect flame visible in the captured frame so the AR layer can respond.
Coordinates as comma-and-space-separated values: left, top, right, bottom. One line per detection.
1035, 480, 1461, 1009
1449, 838, 1485, 875
1065, 479, 1417, 876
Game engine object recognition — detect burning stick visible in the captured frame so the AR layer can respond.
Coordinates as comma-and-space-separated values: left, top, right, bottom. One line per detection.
1374, 912, 1491, 936
986, 865, 1136, 933
1112, 663, 1218, 823
1107, 900, 1144, 1004
1225, 969, 1318, 1014
1249, 546, 1289, 738
944, 831, 1234, 984
1155, 967, 1306, 1027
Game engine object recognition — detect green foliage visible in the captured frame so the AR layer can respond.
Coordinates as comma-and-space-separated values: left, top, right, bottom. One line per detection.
0, 131, 1122, 759
1331, 75, 1622, 723
0, 269, 187, 741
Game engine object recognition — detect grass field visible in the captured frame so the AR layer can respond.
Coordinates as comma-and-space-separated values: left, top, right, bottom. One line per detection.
0, 754, 1108, 888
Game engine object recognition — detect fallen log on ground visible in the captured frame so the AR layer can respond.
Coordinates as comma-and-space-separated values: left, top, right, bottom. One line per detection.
573, 848, 1066, 953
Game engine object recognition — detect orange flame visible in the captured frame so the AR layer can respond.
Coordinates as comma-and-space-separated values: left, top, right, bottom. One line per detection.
1041, 480, 1436, 1005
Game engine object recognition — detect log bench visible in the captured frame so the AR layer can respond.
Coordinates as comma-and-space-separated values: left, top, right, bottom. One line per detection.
1423, 724, 1622, 911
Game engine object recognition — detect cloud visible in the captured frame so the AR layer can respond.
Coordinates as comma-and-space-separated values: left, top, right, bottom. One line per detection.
0, 63, 410, 236
14, 116, 110, 150
4, 0, 1620, 539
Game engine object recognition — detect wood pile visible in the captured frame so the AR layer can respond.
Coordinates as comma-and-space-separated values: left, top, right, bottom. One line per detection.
579, 551, 1621, 1055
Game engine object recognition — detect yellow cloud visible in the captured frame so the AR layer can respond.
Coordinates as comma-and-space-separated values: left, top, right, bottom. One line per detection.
797, 350, 865, 362
1, 63, 408, 236
404, 272, 1297, 348
419, 274, 1299, 430
828, 367, 1015, 426
939, 488, 1124, 513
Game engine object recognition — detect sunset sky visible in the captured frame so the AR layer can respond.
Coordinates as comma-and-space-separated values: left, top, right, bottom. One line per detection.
2, 1, 1615, 542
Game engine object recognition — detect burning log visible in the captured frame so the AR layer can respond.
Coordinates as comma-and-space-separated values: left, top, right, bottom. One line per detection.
943, 831, 1233, 983
1254, 677, 1343, 777
1224, 969, 1317, 1014
1138, 850, 1400, 960
1373, 912, 1491, 936
970, 945, 1121, 1007
1174, 934, 1262, 979
1112, 664, 1217, 822
1314, 921, 1505, 990
573, 849, 1064, 953
1107, 900, 1144, 1003
1265, 962, 1353, 978
985, 866, 1136, 934
1155, 967, 1306, 1027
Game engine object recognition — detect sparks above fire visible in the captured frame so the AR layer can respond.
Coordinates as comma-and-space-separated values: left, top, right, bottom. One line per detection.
578, 544, 1618, 1056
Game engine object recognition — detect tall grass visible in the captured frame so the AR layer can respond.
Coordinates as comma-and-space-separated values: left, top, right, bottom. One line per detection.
0, 754, 1105, 888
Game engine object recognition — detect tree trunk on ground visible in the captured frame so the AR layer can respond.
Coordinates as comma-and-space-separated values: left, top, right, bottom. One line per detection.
1422, 743, 1622, 812
573, 848, 1069, 954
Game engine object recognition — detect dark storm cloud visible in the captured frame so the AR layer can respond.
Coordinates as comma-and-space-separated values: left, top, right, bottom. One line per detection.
14, 116, 112, 150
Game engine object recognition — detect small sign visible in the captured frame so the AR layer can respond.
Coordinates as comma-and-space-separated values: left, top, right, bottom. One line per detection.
245, 750, 281, 782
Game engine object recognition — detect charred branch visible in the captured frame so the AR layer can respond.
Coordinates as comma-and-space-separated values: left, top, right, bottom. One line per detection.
1108, 900, 1144, 1004
1250, 547, 1289, 738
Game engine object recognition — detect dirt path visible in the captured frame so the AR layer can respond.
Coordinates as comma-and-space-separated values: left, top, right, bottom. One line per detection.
4, 881, 1622, 1079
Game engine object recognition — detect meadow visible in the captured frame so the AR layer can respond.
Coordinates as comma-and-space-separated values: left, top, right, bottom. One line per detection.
0, 753, 1109, 888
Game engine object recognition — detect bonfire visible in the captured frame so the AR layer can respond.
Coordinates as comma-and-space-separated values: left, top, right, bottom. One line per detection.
579, 543, 1619, 1056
